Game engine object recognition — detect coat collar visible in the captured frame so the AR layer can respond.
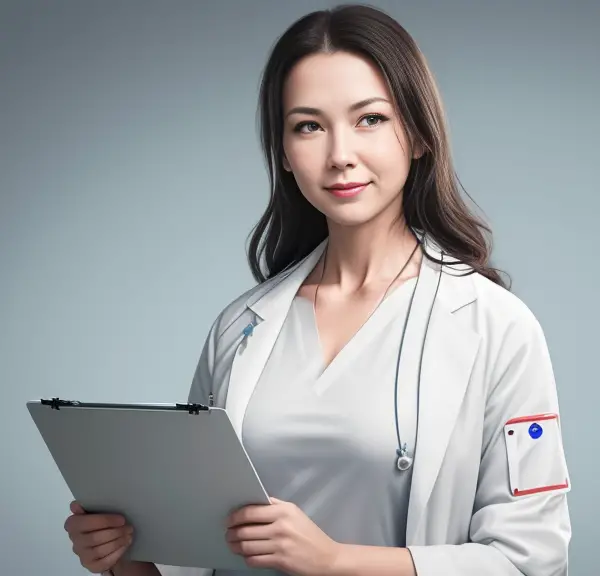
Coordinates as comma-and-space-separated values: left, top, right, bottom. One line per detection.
225, 233, 481, 545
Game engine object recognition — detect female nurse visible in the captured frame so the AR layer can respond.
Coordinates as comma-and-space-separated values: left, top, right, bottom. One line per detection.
64, 5, 571, 576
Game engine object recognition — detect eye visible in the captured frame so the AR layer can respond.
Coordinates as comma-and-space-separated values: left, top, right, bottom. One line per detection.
291, 113, 389, 134
357, 113, 389, 128
293, 121, 321, 134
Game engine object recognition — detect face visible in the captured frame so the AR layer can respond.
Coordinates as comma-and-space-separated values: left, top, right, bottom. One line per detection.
282, 51, 422, 228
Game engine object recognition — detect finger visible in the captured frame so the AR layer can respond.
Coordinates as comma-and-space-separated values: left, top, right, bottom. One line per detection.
76, 532, 132, 563
227, 523, 273, 543
67, 513, 127, 535
230, 538, 276, 557
85, 544, 129, 574
228, 504, 279, 528
70, 501, 86, 515
76, 526, 133, 549
66, 513, 122, 536
244, 553, 279, 570
91, 533, 133, 561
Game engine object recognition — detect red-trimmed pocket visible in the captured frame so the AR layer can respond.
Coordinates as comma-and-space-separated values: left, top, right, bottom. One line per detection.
504, 413, 570, 497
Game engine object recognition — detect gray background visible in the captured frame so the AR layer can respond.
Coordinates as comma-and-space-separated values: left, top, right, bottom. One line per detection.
1, 0, 597, 574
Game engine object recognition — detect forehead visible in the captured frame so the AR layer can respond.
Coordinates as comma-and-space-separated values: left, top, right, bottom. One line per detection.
282, 51, 391, 111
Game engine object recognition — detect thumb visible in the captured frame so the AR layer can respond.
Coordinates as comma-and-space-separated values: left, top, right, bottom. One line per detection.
70, 501, 86, 515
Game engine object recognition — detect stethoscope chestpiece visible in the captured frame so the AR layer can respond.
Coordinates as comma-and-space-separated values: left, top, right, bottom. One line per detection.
397, 455, 413, 471
396, 445, 413, 471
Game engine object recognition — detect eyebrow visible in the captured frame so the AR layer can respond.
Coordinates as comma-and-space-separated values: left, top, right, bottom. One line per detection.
285, 97, 391, 119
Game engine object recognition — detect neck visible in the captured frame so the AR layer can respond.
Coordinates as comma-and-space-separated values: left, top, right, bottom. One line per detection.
321, 208, 421, 293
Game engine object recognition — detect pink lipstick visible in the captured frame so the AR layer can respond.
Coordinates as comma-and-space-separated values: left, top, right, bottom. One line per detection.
325, 182, 370, 198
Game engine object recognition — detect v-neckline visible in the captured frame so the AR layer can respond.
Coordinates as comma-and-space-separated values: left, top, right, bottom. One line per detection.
298, 275, 418, 385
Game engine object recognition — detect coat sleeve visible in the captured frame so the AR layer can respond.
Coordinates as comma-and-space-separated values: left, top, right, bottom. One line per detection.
408, 307, 571, 576
155, 317, 221, 576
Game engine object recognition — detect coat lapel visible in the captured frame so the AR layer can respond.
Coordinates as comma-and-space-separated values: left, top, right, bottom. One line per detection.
225, 242, 327, 436
405, 240, 481, 544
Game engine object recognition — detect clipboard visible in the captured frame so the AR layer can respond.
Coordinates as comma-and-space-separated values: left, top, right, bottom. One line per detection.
26, 398, 271, 570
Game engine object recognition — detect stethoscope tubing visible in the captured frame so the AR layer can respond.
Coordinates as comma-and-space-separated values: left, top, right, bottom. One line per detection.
393, 244, 444, 471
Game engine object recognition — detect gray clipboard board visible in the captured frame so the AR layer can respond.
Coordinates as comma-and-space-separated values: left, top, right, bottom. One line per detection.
26, 399, 271, 570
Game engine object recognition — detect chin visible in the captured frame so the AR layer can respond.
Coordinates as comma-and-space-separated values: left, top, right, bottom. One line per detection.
320, 203, 384, 228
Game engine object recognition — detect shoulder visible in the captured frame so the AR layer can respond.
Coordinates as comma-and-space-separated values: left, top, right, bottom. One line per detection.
209, 282, 263, 340
469, 271, 543, 336
421, 232, 541, 337
446, 269, 551, 379
191, 271, 286, 387
437, 256, 549, 363
208, 266, 293, 340
445, 269, 559, 416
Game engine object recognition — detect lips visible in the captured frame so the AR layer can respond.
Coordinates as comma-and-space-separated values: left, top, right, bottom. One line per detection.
325, 182, 370, 198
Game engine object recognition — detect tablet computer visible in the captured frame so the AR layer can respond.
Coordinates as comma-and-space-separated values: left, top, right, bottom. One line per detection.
27, 399, 270, 570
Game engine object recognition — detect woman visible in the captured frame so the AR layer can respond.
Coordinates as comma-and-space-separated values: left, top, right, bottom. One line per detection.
64, 5, 571, 576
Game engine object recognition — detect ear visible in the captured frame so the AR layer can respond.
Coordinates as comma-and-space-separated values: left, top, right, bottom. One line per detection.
411, 141, 425, 160
282, 155, 292, 172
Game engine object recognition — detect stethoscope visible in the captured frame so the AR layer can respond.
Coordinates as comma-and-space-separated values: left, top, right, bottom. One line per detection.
393, 243, 444, 472
241, 238, 445, 473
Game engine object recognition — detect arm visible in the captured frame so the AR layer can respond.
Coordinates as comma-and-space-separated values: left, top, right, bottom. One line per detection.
327, 308, 570, 576
406, 309, 571, 575
329, 545, 416, 576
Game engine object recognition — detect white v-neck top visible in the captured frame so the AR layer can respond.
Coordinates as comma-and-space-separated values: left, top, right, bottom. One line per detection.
215, 279, 418, 576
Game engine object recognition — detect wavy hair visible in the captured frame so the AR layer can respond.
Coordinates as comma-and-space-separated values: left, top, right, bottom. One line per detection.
247, 3, 508, 289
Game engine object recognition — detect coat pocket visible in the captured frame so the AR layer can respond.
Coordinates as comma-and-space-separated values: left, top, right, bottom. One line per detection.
503, 413, 570, 497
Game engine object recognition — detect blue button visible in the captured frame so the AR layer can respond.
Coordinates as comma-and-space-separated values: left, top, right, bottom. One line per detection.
529, 423, 543, 439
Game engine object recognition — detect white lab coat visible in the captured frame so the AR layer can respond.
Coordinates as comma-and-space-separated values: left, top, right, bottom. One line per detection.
159, 235, 571, 576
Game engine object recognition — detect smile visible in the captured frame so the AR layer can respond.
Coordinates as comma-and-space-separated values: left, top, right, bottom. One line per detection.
326, 183, 369, 198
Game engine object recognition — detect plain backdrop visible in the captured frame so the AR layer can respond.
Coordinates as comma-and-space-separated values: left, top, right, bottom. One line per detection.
1, 1, 598, 574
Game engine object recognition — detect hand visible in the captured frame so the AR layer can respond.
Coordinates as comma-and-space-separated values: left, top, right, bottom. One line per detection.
226, 497, 341, 576
64, 501, 134, 574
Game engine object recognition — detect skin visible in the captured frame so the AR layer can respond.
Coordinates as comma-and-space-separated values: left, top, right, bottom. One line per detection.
63, 50, 419, 576
227, 51, 421, 576
64, 501, 158, 575
283, 51, 424, 369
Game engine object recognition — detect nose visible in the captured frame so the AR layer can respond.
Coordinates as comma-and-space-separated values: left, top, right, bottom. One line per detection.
327, 128, 358, 170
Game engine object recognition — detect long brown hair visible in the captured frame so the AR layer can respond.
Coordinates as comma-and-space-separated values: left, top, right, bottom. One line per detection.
247, 3, 509, 289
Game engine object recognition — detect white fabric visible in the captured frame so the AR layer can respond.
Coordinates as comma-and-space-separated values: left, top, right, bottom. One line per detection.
210, 290, 415, 576
159, 236, 571, 576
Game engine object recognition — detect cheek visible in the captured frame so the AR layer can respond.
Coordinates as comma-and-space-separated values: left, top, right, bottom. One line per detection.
372, 154, 412, 195
285, 141, 323, 183
370, 133, 410, 172
287, 155, 328, 210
